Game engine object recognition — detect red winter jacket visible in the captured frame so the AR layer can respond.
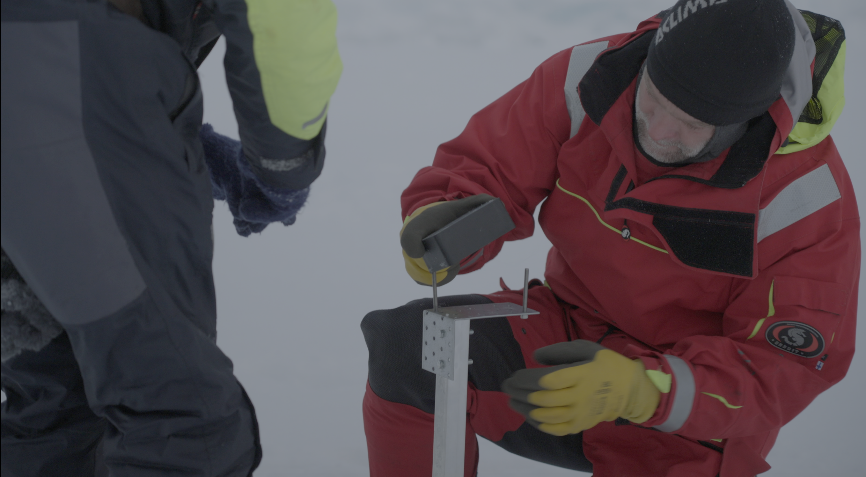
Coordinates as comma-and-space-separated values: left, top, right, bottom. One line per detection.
401, 11, 857, 477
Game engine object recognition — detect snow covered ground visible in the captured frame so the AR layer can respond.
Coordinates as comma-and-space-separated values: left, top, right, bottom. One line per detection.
199, 1, 866, 475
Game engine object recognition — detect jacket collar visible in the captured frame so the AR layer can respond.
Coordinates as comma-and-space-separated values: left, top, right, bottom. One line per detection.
577, 18, 789, 190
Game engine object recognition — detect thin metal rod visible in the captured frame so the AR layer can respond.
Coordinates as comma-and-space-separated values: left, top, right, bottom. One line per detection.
521, 268, 529, 319
432, 270, 439, 311
523, 268, 529, 311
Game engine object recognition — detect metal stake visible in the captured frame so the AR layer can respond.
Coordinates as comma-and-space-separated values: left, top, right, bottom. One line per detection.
520, 268, 529, 319
424, 289, 540, 477
431, 317, 470, 477
432, 270, 439, 311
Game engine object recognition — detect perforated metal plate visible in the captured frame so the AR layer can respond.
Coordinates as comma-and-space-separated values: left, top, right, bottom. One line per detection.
422, 310, 456, 378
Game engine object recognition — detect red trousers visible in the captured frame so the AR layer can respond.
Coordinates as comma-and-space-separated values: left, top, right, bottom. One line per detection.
361, 285, 723, 477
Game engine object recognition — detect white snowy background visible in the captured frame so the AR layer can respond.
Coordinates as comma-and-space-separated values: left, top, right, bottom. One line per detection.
199, 1, 866, 475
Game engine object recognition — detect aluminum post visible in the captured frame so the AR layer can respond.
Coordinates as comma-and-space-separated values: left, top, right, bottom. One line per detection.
431, 317, 470, 477
423, 300, 539, 477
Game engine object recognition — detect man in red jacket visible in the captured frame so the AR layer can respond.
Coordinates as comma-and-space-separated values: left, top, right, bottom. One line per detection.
361, 0, 858, 476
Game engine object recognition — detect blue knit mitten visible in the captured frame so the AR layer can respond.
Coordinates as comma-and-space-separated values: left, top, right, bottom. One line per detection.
199, 124, 309, 236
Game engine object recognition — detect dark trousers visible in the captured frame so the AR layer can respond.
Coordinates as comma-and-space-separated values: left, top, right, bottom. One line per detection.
361, 286, 593, 476
2, 335, 107, 476
1, 0, 260, 475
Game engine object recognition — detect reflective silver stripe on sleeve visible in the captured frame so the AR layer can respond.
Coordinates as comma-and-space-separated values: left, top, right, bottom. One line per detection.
779, 0, 816, 124
302, 101, 329, 130
757, 164, 841, 242
564, 41, 609, 138
654, 355, 696, 433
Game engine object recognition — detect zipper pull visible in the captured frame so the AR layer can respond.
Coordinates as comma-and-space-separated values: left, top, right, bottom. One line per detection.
621, 220, 631, 240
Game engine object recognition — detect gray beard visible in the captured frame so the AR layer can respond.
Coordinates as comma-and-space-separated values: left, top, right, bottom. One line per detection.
635, 113, 708, 164
633, 75, 749, 165
633, 83, 710, 164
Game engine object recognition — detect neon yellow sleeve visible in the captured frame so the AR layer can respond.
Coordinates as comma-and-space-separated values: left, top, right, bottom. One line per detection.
245, 0, 342, 140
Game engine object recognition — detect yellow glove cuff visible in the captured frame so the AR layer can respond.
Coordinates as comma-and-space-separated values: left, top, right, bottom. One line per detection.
402, 250, 450, 286
625, 359, 661, 424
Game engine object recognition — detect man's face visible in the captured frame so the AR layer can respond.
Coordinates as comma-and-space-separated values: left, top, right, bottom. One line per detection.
635, 72, 716, 164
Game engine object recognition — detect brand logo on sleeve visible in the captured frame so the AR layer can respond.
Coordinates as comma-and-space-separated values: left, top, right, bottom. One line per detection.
766, 321, 825, 358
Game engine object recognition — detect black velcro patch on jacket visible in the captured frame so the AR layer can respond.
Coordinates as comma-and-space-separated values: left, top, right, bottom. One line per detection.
578, 31, 654, 125
609, 197, 755, 277
605, 167, 756, 277
652, 213, 754, 277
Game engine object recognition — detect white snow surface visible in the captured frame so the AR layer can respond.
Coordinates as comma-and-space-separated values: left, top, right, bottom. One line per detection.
199, 1, 866, 475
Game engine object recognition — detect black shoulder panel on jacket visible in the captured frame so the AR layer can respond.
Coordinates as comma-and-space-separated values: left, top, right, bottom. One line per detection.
578, 31, 654, 125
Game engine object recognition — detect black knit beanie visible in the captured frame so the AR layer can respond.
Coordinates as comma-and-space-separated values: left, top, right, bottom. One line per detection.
646, 0, 796, 126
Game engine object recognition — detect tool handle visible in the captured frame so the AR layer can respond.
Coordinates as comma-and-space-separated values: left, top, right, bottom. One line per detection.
421, 198, 515, 272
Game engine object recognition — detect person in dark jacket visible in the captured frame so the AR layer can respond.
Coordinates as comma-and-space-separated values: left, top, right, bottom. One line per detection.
0, 0, 342, 475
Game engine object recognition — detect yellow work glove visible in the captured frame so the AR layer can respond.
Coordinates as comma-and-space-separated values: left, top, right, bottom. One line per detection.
501, 340, 660, 436
400, 194, 494, 286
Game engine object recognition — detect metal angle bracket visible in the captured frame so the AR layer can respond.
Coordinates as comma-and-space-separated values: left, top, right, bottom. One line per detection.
422, 269, 539, 477
422, 302, 538, 477
421, 302, 539, 381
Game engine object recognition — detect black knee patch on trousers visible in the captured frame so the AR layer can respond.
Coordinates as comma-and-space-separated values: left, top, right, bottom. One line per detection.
1, 333, 107, 476
362, 294, 525, 413
362, 293, 593, 473
498, 423, 592, 472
